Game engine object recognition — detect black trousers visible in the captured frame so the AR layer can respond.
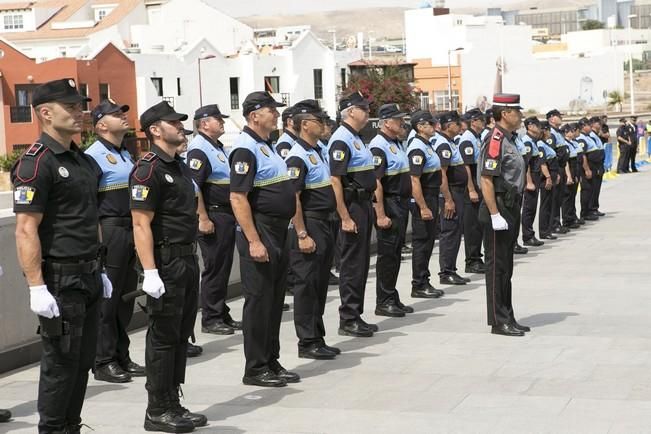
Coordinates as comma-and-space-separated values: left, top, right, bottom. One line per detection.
237, 217, 289, 375
145, 253, 199, 397
338, 199, 373, 321
411, 192, 439, 289
463, 190, 483, 265
630, 144, 638, 171
39, 266, 101, 433
96, 222, 137, 367
331, 214, 341, 272
198, 209, 236, 327
551, 169, 566, 228
617, 144, 630, 172
562, 162, 579, 225
479, 194, 519, 326
591, 163, 604, 213
290, 216, 334, 349
375, 196, 409, 306
521, 173, 540, 241
539, 173, 556, 237
439, 186, 465, 276
579, 164, 595, 217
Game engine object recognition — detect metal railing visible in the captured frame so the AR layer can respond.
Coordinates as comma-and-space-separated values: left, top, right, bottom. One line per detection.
10, 106, 32, 123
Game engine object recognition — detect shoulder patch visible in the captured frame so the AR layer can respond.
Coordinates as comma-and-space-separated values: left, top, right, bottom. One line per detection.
373, 155, 383, 166
14, 186, 36, 205
132, 158, 157, 182
288, 167, 300, 179
332, 150, 346, 161
189, 158, 203, 170
484, 159, 498, 170
142, 152, 158, 162
464, 146, 474, 155
442, 149, 452, 159
131, 185, 150, 201
412, 155, 423, 165
14, 146, 50, 183
488, 129, 503, 158
280, 148, 289, 158
233, 161, 250, 175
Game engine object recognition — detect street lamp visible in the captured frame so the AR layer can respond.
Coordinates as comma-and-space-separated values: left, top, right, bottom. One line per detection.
447, 47, 464, 110
328, 28, 337, 51
628, 14, 637, 114
198, 49, 216, 107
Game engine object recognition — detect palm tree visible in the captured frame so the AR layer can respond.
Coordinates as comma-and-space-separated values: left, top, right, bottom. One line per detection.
607, 90, 624, 113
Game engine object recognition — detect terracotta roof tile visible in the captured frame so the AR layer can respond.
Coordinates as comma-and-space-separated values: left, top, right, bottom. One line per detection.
0, 2, 34, 11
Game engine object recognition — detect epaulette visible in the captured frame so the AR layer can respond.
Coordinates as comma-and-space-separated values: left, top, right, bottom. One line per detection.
142, 152, 158, 162
488, 128, 503, 158
132, 153, 158, 182
14, 142, 50, 183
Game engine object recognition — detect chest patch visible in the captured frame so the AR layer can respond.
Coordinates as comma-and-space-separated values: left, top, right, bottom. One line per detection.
217, 153, 226, 163
164, 174, 174, 183
389, 145, 398, 154
308, 154, 318, 165
58, 167, 69, 178
106, 154, 117, 165
353, 141, 361, 150
260, 146, 270, 157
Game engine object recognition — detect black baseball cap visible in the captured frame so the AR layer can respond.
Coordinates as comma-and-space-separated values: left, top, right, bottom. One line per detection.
410, 110, 435, 130
140, 101, 188, 131
540, 121, 551, 130
524, 116, 541, 128
464, 108, 484, 121
589, 116, 601, 124
484, 109, 493, 121
281, 105, 296, 123
619, 117, 627, 123
182, 129, 193, 135
293, 99, 328, 119
242, 91, 286, 116
338, 91, 370, 112
439, 110, 461, 125
560, 124, 572, 134
32, 78, 91, 107
91, 99, 129, 126
578, 117, 590, 127
546, 109, 562, 119
378, 103, 407, 119
194, 104, 229, 120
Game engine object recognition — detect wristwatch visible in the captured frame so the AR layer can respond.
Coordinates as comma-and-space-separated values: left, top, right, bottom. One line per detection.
297, 230, 308, 240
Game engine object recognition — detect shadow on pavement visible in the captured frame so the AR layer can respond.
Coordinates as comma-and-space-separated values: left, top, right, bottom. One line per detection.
519, 312, 579, 327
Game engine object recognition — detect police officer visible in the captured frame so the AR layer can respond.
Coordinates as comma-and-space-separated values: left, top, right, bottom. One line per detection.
616, 118, 631, 174
589, 116, 607, 217
560, 124, 581, 229
432, 111, 470, 285
328, 92, 378, 337
369, 103, 414, 316
520, 117, 546, 247
186, 104, 242, 336
85, 99, 146, 383
285, 100, 340, 359
629, 115, 639, 172
458, 108, 486, 273
480, 109, 494, 143
576, 118, 599, 221
537, 121, 559, 240
130, 101, 206, 432
274, 105, 298, 158
512, 133, 529, 255
229, 91, 300, 386
407, 110, 444, 298
13, 78, 111, 433
546, 110, 571, 234
477, 93, 529, 337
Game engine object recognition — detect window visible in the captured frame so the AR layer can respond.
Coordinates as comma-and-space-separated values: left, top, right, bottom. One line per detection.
230, 77, 239, 110
433, 90, 459, 111
263, 76, 280, 93
151, 77, 163, 97
177, 77, 182, 96
3, 14, 24, 30
58, 46, 67, 57
77, 84, 89, 111
340, 68, 347, 89
95, 8, 112, 22
313, 69, 323, 99
99, 83, 110, 101
15, 84, 36, 107
416, 92, 430, 111
146, 4, 162, 25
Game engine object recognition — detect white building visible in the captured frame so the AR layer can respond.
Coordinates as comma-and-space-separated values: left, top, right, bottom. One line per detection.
405, 8, 626, 113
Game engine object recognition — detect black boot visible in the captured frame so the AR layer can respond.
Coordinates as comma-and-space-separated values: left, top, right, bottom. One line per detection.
144, 392, 195, 433
169, 386, 208, 428
0, 409, 10, 423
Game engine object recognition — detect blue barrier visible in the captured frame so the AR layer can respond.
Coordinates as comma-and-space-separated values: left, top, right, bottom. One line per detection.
604, 142, 613, 172
647, 137, 651, 157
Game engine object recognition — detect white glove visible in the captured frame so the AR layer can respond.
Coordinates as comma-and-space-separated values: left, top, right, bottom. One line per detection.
29, 285, 60, 318
142, 269, 166, 299
490, 213, 509, 231
101, 272, 113, 299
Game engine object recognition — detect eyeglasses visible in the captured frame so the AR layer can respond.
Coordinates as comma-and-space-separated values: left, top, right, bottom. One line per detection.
354, 106, 370, 113
304, 118, 325, 125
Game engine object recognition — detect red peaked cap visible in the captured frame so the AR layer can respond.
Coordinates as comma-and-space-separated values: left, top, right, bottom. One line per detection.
492, 93, 522, 109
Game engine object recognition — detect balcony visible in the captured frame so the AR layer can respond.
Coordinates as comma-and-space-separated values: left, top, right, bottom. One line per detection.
10, 106, 32, 123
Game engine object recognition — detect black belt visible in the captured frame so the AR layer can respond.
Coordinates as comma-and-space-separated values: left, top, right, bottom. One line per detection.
344, 188, 373, 203
253, 212, 290, 227
422, 188, 440, 196
449, 185, 466, 192
154, 242, 196, 259
100, 216, 132, 227
44, 258, 99, 276
208, 204, 233, 215
303, 210, 332, 220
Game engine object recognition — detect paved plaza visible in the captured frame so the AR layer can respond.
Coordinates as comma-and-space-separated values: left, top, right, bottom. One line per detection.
2, 167, 651, 433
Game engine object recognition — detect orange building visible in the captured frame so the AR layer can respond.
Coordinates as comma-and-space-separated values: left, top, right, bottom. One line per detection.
412, 58, 463, 113
0, 39, 137, 155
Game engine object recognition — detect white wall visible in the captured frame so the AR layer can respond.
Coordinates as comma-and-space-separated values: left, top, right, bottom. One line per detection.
563, 28, 651, 59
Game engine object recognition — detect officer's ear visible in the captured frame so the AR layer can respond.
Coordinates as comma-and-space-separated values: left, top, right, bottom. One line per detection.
148, 122, 162, 140
34, 103, 53, 123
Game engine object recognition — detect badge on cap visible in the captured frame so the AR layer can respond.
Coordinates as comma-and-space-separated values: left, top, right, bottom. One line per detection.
234, 161, 249, 175
165, 174, 174, 183
442, 150, 452, 159
189, 159, 203, 170
131, 185, 150, 201
308, 154, 318, 165
484, 159, 498, 170
68, 79, 76, 88
288, 167, 300, 179
14, 186, 35, 205
58, 167, 69, 178
389, 145, 397, 154
353, 141, 361, 151
332, 150, 346, 161
373, 155, 382, 166
464, 147, 474, 156
412, 155, 423, 165
106, 154, 117, 165
260, 146, 270, 157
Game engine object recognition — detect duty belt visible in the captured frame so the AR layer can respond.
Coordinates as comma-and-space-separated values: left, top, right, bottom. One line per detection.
209, 204, 233, 215
100, 216, 132, 228
449, 185, 466, 192
344, 188, 373, 203
43, 258, 99, 276
253, 212, 290, 228
154, 242, 196, 259
303, 210, 332, 220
